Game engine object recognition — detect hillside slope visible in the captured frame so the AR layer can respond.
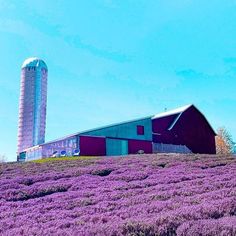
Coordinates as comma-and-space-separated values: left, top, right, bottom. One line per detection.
0, 154, 235, 236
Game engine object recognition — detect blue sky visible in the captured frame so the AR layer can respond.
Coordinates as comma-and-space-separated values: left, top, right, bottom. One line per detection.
0, 0, 236, 161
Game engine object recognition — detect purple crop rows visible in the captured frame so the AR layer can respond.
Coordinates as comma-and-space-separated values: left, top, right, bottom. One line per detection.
0, 154, 236, 235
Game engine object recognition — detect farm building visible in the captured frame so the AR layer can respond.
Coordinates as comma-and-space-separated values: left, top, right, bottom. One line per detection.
18, 104, 216, 161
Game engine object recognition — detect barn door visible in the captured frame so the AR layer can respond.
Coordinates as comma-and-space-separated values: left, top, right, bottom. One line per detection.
106, 138, 128, 156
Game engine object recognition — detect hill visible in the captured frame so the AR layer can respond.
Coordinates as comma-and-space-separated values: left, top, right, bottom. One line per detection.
0, 154, 235, 235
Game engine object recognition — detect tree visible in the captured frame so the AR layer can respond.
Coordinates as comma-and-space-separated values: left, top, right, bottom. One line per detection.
215, 127, 234, 155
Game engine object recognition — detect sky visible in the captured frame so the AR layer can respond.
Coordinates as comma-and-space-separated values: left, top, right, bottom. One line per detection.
0, 0, 236, 162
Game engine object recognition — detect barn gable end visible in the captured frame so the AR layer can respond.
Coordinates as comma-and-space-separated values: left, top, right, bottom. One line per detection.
152, 105, 216, 154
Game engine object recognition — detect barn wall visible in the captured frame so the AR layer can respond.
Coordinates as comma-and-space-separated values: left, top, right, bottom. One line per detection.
106, 138, 128, 156
80, 135, 106, 156
152, 114, 179, 133
128, 140, 152, 154
173, 107, 216, 154
153, 143, 191, 154
81, 118, 152, 141
41, 136, 78, 157
152, 114, 184, 146
25, 146, 43, 161
152, 106, 216, 154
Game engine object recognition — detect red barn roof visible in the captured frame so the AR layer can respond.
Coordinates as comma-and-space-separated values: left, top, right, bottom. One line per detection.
152, 104, 216, 135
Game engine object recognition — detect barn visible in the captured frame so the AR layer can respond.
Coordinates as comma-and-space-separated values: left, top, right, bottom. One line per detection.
18, 104, 216, 161
152, 104, 216, 154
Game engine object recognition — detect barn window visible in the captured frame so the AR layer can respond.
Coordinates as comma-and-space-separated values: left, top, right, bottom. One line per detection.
137, 125, 144, 135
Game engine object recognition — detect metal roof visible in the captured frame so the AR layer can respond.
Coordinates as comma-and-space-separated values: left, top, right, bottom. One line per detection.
152, 104, 216, 134
23, 104, 216, 151
22, 57, 48, 70
39, 115, 153, 146
152, 104, 192, 120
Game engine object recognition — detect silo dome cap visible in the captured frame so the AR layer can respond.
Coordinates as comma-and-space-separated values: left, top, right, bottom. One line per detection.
22, 57, 47, 70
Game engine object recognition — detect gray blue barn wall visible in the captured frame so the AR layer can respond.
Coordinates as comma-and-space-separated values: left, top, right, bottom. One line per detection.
81, 117, 152, 141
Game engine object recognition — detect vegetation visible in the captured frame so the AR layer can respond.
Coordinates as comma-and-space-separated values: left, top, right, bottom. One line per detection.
0, 154, 235, 235
216, 127, 234, 154
32, 156, 98, 163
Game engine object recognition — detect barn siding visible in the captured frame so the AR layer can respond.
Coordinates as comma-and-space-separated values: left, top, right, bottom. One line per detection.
172, 106, 216, 154
152, 106, 216, 154
152, 114, 179, 133
80, 135, 106, 156
81, 118, 152, 141
128, 140, 152, 154
153, 143, 191, 154
40, 136, 78, 157
106, 138, 128, 156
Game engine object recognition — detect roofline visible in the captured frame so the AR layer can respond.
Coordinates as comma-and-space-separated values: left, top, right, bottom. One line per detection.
22, 145, 40, 152
21, 104, 216, 151
188, 105, 216, 135
151, 104, 192, 120
168, 112, 182, 130
151, 104, 216, 135
79, 116, 152, 135
167, 104, 216, 135
21, 57, 48, 69
40, 134, 78, 146
39, 115, 153, 146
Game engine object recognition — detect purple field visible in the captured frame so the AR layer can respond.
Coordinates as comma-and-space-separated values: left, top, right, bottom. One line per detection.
0, 154, 236, 236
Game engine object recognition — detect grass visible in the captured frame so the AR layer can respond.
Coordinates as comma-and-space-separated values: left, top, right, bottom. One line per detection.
31, 156, 98, 163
